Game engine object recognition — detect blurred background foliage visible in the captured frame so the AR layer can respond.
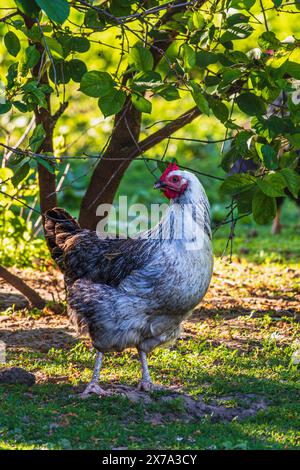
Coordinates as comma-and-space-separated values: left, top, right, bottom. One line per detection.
0, 0, 300, 267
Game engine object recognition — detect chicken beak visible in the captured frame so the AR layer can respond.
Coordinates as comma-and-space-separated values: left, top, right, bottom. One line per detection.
154, 180, 165, 189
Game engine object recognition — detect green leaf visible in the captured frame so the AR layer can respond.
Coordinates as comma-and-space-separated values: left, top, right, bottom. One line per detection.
68, 59, 87, 83
267, 57, 289, 80
80, 71, 114, 98
21, 23, 42, 42
110, 1, 131, 17
4, 31, 20, 57
252, 189, 276, 225
258, 31, 280, 50
190, 82, 210, 115
235, 131, 253, 153
236, 93, 266, 116
256, 173, 286, 197
0, 102, 12, 114
265, 116, 294, 137
256, 144, 278, 170
228, 51, 250, 64
272, 0, 282, 6
192, 11, 205, 29
220, 174, 256, 195
218, 54, 235, 67
133, 71, 163, 91
156, 86, 180, 101
209, 99, 229, 123
22, 81, 51, 109
227, 13, 249, 27
98, 89, 126, 117
14, 0, 40, 18
132, 94, 152, 114
220, 23, 253, 43
6, 62, 18, 89
84, 9, 105, 29
35, 0, 70, 24
68, 37, 90, 53
11, 162, 30, 187
236, 188, 255, 214
205, 75, 221, 87
24, 45, 41, 70
287, 133, 300, 147
279, 150, 299, 170
280, 168, 300, 198
43, 36, 64, 58
36, 155, 55, 173
182, 44, 196, 69
229, 0, 256, 9
221, 146, 240, 172
49, 60, 71, 84
29, 123, 45, 153
196, 51, 219, 67
129, 46, 154, 72
12, 101, 28, 112
286, 61, 300, 80
222, 68, 242, 84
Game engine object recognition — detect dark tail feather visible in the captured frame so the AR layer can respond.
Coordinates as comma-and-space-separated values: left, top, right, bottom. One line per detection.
44, 208, 79, 267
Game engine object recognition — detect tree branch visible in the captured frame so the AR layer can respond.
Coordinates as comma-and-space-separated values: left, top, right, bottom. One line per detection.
0, 265, 45, 309
83, 106, 202, 220
137, 107, 201, 155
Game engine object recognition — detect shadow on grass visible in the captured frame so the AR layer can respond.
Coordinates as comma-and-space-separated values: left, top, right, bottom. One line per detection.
192, 305, 298, 321
0, 369, 299, 450
0, 327, 79, 353
0, 293, 28, 310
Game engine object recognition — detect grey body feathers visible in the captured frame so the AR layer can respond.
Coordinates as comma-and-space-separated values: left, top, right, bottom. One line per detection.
45, 172, 213, 354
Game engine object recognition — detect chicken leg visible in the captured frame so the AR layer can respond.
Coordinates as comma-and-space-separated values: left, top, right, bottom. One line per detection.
80, 351, 110, 398
137, 350, 155, 392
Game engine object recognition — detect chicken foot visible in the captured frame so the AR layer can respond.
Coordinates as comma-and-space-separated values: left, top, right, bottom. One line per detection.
80, 351, 110, 398
137, 350, 157, 392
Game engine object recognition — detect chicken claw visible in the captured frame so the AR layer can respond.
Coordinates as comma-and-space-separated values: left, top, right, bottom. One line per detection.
80, 382, 110, 399
138, 380, 162, 392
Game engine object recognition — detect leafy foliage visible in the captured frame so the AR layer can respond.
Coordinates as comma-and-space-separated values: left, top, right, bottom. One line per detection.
0, 0, 300, 229
0, 168, 48, 267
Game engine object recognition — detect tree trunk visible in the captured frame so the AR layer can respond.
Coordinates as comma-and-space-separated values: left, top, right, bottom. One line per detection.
0, 265, 45, 309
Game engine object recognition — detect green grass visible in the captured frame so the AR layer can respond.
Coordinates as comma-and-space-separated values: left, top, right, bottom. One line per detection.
0, 322, 299, 450
213, 199, 300, 263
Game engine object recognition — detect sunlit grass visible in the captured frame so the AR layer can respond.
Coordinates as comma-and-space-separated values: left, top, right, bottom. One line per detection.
1, 291, 299, 449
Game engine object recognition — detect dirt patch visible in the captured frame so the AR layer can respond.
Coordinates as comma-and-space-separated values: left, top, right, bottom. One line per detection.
0, 314, 79, 352
1, 261, 299, 318
0, 367, 35, 386
81, 384, 268, 423
0, 259, 299, 354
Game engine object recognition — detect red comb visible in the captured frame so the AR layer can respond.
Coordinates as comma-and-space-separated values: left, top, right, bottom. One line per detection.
160, 162, 179, 180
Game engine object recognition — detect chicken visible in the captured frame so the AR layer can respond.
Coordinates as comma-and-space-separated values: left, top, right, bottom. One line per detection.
44, 163, 213, 396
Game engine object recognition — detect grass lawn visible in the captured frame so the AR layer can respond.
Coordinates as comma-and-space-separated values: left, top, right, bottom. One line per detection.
0, 212, 300, 450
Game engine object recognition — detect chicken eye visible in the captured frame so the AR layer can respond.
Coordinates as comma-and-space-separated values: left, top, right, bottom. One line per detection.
172, 176, 179, 183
